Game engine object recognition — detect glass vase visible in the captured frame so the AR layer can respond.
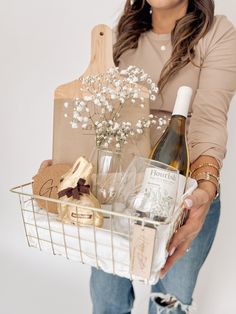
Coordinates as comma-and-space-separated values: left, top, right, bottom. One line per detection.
95, 148, 124, 211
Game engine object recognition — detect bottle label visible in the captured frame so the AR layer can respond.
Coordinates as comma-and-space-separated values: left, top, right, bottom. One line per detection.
139, 167, 186, 220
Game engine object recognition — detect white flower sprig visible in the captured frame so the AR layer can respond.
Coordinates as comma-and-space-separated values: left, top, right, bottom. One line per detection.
64, 66, 166, 149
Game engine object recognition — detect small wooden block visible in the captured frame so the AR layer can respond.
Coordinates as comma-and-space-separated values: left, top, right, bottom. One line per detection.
32, 164, 71, 213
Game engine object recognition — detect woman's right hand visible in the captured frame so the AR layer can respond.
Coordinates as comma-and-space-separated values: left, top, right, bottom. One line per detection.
37, 159, 52, 174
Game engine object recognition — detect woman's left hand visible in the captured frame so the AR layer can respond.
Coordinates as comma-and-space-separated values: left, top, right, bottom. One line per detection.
160, 187, 214, 278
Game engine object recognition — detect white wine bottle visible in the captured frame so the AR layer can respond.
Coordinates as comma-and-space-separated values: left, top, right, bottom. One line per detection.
150, 86, 193, 197
134, 86, 193, 223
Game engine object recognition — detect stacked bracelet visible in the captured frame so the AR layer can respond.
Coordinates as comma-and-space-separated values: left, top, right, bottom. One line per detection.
191, 163, 220, 176
191, 171, 220, 199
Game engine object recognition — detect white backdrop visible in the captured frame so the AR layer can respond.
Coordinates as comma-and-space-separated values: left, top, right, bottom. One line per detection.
1, 1, 235, 313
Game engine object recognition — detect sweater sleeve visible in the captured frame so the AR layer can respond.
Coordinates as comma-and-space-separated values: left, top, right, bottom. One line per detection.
188, 16, 236, 167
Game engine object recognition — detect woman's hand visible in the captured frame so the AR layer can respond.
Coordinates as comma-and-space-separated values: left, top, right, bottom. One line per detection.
37, 159, 53, 174
160, 187, 214, 278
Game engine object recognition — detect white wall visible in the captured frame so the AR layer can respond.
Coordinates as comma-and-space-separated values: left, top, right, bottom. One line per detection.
1, 1, 235, 313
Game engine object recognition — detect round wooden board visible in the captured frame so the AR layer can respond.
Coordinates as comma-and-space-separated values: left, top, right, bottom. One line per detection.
32, 163, 71, 213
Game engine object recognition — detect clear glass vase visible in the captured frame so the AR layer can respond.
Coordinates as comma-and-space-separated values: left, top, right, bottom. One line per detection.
95, 148, 124, 211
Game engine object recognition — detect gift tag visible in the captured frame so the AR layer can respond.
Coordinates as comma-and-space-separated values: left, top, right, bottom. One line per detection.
131, 224, 156, 279
32, 164, 71, 213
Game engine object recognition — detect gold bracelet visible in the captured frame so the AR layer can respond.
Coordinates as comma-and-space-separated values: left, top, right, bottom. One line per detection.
191, 163, 220, 176
193, 171, 219, 182
192, 172, 220, 199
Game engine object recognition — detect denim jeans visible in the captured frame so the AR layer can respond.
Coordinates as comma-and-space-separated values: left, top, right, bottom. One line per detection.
90, 197, 221, 314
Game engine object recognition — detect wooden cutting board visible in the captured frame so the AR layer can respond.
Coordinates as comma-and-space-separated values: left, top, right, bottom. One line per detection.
52, 24, 151, 170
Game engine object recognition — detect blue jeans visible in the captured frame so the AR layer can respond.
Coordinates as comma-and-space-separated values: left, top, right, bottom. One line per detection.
90, 197, 220, 314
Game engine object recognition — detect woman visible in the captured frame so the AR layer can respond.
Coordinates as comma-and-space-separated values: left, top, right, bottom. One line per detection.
39, 0, 236, 313
89, 1, 236, 313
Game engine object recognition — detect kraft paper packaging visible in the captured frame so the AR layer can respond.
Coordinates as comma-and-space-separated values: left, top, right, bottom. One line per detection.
57, 156, 103, 227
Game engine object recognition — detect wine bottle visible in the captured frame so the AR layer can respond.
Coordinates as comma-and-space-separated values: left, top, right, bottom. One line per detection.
150, 86, 193, 197
135, 86, 192, 223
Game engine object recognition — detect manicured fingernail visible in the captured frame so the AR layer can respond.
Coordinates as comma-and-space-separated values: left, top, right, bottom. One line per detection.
184, 199, 193, 208
160, 268, 166, 279
169, 247, 176, 256
160, 272, 166, 279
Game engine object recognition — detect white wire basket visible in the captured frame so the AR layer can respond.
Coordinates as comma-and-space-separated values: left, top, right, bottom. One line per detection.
10, 181, 196, 285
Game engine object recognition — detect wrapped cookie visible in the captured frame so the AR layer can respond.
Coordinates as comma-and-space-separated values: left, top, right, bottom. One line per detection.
57, 156, 103, 227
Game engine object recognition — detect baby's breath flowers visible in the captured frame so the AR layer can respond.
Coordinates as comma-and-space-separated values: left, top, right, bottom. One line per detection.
64, 66, 166, 149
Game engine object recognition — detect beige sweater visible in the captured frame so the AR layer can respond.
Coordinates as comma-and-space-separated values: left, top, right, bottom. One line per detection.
118, 15, 236, 166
